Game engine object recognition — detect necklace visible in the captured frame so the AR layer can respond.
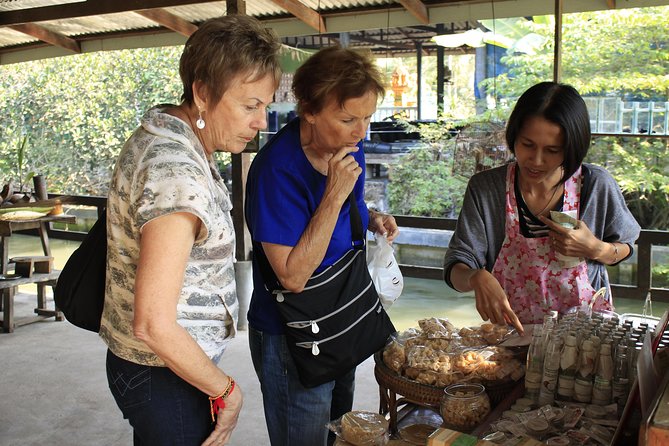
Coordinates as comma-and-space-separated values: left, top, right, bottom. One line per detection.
522, 184, 561, 216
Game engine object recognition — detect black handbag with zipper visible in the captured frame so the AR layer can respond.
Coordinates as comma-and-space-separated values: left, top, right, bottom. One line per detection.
255, 195, 396, 388
54, 213, 106, 332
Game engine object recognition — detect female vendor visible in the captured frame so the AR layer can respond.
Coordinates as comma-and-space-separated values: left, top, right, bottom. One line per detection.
443, 81, 641, 334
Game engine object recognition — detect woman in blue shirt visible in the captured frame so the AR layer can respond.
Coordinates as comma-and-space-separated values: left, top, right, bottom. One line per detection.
245, 47, 398, 446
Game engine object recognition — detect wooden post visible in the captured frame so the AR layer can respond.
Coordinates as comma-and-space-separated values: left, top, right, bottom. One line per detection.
231, 153, 252, 261
553, 0, 563, 83
416, 41, 422, 120
226, 0, 246, 15
32, 175, 47, 201
436, 23, 445, 115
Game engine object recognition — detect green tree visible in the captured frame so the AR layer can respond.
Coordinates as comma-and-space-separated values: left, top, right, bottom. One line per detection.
0, 46, 183, 195
386, 141, 467, 217
476, 7, 669, 229
484, 7, 669, 99
588, 136, 669, 229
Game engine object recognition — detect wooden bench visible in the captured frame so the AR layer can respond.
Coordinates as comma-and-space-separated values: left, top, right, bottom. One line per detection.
0, 270, 63, 333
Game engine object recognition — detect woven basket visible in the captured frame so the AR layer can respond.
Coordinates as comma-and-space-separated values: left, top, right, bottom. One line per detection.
373, 352, 520, 408
374, 352, 444, 408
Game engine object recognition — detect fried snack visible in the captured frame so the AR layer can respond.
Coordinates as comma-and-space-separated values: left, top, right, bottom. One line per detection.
418, 318, 457, 338
340, 411, 389, 446
382, 339, 406, 373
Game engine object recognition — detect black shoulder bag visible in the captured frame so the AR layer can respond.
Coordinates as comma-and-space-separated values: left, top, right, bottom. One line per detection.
256, 195, 396, 388
54, 214, 107, 332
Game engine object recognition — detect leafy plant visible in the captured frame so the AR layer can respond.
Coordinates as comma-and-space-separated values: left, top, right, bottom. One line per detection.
587, 136, 669, 230
14, 135, 35, 192
387, 137, 467, 218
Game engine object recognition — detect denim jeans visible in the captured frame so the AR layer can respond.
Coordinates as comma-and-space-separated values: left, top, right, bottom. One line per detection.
106, 349, 212, 446
248, 326, 356, 446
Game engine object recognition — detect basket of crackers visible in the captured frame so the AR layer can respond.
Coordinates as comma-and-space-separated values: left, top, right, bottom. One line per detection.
376, 318, 526, 407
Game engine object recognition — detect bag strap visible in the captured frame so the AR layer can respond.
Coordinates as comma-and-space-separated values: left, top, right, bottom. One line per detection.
257, 192, 363, 292
348, 193, 365, 249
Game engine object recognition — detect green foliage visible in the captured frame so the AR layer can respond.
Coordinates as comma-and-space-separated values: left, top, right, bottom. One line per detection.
0, 46, 183, 195
14, 135, 35, 191
386, 139, 467, 217
473, 7, 669, 230
387, 112, 509, 218
587, 136, 669, 229
653, 263, 669, 289
481, 7, 669, 99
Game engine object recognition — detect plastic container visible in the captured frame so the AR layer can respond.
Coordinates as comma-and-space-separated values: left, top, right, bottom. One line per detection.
440, 383, 491, 433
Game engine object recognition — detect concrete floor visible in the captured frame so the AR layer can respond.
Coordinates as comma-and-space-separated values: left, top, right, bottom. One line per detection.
0, 292, 381, 446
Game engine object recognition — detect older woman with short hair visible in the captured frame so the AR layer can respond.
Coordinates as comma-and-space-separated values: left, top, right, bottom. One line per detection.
245, 46, 399, 446
100, 15, 281, 445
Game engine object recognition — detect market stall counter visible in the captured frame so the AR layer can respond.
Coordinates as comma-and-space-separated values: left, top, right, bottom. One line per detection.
369, 310, 669, 445
374, 318, 526, 436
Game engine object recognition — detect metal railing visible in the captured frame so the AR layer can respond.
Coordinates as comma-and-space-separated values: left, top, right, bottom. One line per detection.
39, 195, 669, 303
584, 97, 669, 135
372, 106, 419, 122
393, 215, 669, 303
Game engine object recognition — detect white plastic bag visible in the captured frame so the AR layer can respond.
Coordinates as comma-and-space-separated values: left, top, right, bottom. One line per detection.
367, 233, 404, 309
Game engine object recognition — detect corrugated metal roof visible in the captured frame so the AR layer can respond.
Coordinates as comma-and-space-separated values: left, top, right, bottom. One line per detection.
0, 0, 659, 64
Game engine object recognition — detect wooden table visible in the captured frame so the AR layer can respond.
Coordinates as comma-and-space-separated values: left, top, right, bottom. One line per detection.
0, 214, 76, 274
0, 214, 76, 332
0, 271, 63, 332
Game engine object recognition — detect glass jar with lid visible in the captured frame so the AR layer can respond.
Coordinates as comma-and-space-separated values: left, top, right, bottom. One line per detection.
440, 383, 491, 433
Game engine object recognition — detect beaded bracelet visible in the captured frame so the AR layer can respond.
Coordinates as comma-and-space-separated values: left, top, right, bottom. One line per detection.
209, 377, 236, 422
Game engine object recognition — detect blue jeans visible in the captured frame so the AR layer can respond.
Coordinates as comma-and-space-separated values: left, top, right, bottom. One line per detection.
248, 326, 355, 446
106, 349, 212, 446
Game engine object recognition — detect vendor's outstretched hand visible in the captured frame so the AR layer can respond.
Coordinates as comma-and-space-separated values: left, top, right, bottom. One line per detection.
469, 269, 524, 335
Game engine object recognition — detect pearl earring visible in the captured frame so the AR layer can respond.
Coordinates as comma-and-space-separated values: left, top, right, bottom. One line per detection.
196, 108, 205, 129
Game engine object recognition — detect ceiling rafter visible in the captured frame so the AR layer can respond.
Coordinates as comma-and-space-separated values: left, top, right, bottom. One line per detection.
397, 0, 428, 25
344, 32, 415, 50
0, 0, 220, 26
9, 22, 80, 53
135, 8, 198, 37
268, 0, 326, 33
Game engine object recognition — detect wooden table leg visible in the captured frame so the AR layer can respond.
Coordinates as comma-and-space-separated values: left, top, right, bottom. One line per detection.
34, 281, 63, 321
388, 389, 398, 435
379, 385, 389, 416
38, 222, 52, 258
2, 287, 15, 333
1, 236, 8, 275
0, 236, 7, 312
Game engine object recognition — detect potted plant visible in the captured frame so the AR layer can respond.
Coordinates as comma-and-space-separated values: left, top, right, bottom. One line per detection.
1, 135, 35, 205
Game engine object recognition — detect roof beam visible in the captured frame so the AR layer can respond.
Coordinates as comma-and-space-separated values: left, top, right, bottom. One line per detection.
347, 33, 415, 50
0, 0, 220, 26
268, 0, 326, 33
9, 22, 80, 53
135, 8, 198, 37
397, 0, 429, 25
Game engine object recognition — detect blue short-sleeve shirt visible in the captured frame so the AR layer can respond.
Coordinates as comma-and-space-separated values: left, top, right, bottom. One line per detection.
245, 118, 369, 334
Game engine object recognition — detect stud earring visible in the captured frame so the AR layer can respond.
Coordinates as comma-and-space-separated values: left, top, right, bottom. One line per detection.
196, 108, 206, 129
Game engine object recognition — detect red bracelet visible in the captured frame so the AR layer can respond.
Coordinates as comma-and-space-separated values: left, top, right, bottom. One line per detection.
209, 378, 235, 422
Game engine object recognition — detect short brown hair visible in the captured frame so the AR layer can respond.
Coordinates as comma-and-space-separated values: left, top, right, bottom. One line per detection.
179, 15, 282, 106
292, 46, 385, 116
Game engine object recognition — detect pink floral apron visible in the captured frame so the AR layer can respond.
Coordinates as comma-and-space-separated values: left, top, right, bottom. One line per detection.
491, 163, 607, 324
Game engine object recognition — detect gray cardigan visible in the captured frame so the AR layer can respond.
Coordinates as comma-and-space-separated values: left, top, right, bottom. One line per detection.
443, 163, 641, 295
